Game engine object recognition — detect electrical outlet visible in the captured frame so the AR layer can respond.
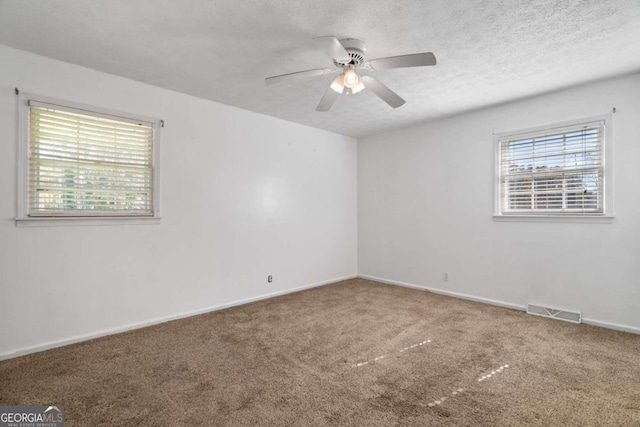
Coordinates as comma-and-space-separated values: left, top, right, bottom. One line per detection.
443, 272, 449, 282
268, 275, 273, 283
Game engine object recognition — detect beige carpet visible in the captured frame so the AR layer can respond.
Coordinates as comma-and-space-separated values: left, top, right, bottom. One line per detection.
1, 278, 640, 426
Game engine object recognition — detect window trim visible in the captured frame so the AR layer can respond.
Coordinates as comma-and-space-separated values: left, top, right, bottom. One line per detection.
493, 115, 614, 223
16, 93, 162, 226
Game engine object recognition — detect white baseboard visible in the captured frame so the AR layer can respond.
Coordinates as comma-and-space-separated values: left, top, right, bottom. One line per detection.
0, 274, 358, 361
357, 274, 428, 291
426, 287, 526, 312
358, 274, 640, 335
358, 274, 525, 312
581, 318, 640, 335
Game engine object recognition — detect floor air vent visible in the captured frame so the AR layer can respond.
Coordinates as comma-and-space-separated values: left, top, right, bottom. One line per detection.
526, 303, 582, 324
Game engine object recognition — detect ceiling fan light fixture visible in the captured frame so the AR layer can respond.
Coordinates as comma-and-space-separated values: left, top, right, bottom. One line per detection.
351, 81, 365, 94
343, 69, 360, 88
330, 75, 345, 93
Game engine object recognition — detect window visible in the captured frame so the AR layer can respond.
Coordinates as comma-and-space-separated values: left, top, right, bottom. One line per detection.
18, 96, 160, 222
495, 118, 612, 220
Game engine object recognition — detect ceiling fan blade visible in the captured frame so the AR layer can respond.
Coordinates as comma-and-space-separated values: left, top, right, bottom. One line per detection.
265, 68, 335, 85
316, 77, 344, 112
361, 75, 405, 108
367, 52, 436, 70
313, 36, 351, 62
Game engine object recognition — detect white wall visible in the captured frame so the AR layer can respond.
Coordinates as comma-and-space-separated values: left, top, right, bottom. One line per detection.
359, 73, 640, 332
0, 45, 358, 358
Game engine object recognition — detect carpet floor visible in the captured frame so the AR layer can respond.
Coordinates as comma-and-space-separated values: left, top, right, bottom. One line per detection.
1, 278, 640, 426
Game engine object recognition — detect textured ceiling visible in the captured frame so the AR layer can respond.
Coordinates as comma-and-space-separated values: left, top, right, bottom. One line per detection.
1, 0, 639, 138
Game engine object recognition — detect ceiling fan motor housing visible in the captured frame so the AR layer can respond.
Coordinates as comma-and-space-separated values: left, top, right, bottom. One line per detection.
338, 38, 366, 66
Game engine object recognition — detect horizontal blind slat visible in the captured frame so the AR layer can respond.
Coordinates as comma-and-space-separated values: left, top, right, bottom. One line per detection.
29, 102, 154, 127
29, 131, 153, 149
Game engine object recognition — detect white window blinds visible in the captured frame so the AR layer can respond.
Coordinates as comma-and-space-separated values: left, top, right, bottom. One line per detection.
498, 121, 604, 215
28, 101, 155, 217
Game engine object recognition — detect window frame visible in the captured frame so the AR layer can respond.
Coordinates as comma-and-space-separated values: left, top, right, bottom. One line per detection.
493, 115, 614, 223
16, 93, 162, 226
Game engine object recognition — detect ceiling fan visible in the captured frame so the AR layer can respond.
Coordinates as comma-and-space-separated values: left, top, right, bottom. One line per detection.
265, 36, 437, 111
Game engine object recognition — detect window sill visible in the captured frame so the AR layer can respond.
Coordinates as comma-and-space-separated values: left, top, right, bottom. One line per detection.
493, 215, 614, 224
15, 216, 162, 227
